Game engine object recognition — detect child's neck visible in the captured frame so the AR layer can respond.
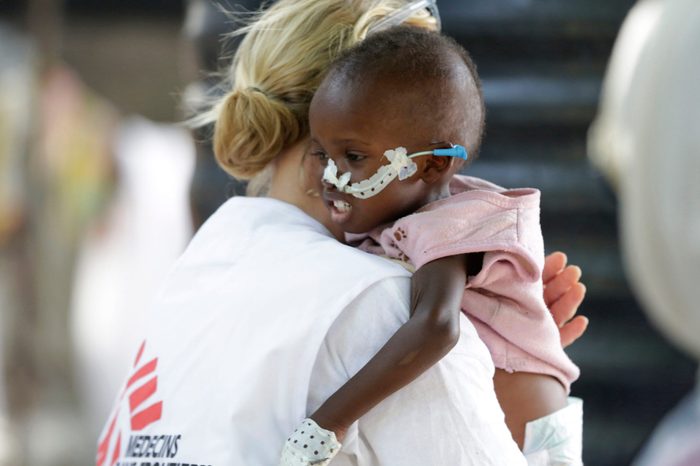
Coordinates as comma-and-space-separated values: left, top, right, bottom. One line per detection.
416, 178, 453, 210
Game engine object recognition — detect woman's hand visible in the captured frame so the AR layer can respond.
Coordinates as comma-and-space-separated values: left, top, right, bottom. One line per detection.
543, 252, 588, 347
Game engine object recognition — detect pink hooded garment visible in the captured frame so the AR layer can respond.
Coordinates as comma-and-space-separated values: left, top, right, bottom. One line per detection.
348, 175, 580, 392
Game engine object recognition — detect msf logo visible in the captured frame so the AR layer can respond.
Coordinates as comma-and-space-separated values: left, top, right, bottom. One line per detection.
97, 341, 163, 466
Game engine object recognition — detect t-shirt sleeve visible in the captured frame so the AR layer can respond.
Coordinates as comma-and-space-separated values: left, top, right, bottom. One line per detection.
379, 192, 544, 276
307, 277, 527, 466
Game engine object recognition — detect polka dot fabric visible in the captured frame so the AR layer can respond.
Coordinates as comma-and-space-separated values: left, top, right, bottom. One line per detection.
279, 418, 342, 466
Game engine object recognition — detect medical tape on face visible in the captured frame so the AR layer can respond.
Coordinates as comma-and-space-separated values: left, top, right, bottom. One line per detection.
322, 145, 467, 199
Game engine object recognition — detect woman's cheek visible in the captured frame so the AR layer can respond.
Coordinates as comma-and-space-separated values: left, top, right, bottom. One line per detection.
301, 154, 327, 196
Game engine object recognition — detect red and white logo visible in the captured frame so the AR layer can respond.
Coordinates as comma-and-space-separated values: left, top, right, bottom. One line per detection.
96, 341, 163, 466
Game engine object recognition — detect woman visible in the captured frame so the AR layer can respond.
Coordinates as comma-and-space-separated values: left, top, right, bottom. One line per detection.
98, 1, 586, 465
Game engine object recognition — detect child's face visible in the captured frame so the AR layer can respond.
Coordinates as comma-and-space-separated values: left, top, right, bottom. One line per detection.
309, 80, 436, 234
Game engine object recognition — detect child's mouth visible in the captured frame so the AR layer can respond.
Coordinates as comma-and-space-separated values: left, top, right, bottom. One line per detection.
328, 199, 353, 224
332, 200, 352, 213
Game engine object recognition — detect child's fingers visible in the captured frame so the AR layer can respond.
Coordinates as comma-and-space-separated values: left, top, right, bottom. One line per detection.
544, 265, 582, 305
560, 315, 589, 348
543, 252, 567, 284
549, 283, 586, 327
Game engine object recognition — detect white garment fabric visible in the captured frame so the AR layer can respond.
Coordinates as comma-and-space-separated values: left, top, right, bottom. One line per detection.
522, 398, 583, 466
307, 279, 526, 466
588, 0, 700, 360
589, 1, 700, 464
98, 196, 526, 466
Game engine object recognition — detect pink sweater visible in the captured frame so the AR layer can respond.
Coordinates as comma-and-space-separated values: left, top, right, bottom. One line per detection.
348, 175, 580, 392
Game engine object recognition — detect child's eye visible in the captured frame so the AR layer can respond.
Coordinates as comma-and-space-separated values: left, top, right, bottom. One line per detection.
346, 153, 366, 162
309, 150, 329, 162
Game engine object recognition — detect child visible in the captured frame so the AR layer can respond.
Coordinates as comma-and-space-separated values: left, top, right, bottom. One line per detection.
280, 26, 582, 465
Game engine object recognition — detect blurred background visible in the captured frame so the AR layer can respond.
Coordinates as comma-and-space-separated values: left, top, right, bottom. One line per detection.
0, 0, 696, 465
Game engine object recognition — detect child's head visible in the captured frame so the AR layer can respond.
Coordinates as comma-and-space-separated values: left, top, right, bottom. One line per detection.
309, 26, 485, 233
205, 0, 438, 181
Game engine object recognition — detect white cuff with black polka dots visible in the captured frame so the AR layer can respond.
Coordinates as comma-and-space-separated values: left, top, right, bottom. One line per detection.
279, 418, 342, 466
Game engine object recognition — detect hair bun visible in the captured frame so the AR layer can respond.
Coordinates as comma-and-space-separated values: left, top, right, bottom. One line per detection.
213, 87, 303, 180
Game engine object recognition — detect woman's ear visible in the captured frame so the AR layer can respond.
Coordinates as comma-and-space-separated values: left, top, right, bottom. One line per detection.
419, 155, 454, 184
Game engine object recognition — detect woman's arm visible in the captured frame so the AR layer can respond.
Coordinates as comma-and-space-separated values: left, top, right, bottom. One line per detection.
309, 255, 468, 441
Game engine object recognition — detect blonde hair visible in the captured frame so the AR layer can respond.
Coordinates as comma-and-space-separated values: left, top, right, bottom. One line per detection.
201, 0, 437, 180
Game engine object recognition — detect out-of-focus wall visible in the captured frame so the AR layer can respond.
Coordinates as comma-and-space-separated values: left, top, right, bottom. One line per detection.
62, 17, 187, 122
0, 23, 34, 466
0, 0, 188, 122
0, 2, 192, 465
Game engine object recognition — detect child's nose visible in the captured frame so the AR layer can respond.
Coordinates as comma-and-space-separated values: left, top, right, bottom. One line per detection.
321, 177, 335, 191
332, 158, 351, 173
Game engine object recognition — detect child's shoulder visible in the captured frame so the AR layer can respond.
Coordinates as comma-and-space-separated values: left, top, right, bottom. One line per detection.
450, 174, 504, 193
447, 174, 541, 210
387, 175, 544, 270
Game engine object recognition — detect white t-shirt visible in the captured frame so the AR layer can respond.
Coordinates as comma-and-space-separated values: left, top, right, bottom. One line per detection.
308, 278, 526, 465
97, 197, 524, 466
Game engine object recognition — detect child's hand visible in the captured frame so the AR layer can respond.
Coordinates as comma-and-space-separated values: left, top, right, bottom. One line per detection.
543, 252, 588, 347
279, 418, 342, 466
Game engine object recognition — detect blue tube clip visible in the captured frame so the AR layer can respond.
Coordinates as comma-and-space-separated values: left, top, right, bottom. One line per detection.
433, 144, 468, 160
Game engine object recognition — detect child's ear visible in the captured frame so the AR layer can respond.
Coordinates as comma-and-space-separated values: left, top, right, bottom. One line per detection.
419, 155, 453, 184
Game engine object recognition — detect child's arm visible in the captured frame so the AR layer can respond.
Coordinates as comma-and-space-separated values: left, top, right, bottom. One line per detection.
494, 252, 587, 449
308, 252, 588, 441
285, 251, 586, 459
309, 254, 469, 441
